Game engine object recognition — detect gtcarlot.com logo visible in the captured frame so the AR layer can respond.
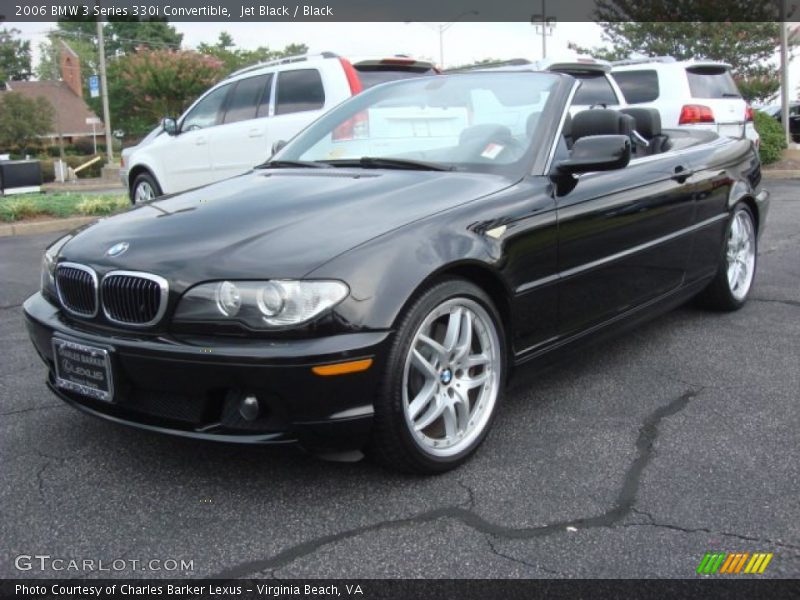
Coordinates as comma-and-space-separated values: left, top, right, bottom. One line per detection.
696, 552, 773, 575
15, 554, 194, 573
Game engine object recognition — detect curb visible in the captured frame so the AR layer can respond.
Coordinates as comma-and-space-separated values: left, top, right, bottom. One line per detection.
0, 216, 96, 238
762, 170, 800, 179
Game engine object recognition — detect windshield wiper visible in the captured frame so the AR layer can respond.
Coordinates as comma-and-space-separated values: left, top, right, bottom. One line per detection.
324, 157, 455, 171
256, 159, 331, 169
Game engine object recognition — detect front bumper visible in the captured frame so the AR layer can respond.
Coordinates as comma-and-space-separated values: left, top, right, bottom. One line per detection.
23, 292, 390, 450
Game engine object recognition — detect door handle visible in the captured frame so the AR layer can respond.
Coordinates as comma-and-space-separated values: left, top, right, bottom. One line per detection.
671, 165, 693, 182
248, 128, 263, 138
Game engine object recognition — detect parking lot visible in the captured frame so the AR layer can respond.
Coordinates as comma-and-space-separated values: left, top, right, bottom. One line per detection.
0, 178, 798, 579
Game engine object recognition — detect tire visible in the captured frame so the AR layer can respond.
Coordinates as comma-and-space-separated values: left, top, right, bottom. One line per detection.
368, 278, 506, 475
130, 172, 162, 205
696, 203, 758, 311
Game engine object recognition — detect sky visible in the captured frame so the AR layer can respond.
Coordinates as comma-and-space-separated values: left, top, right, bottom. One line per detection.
10, 21, 800, 101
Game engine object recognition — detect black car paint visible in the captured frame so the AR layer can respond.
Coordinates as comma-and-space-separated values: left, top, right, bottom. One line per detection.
23, 73, 769, 450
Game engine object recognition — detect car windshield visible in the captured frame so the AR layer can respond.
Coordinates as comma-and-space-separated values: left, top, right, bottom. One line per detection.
271, 72, 560, 175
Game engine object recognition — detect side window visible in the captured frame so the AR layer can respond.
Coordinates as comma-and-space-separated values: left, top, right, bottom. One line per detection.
573, 74, 618, 106
612, 70, 660, 104
275, 69, 325, 116
223, 74, 271, 124
181, 84, 230, 131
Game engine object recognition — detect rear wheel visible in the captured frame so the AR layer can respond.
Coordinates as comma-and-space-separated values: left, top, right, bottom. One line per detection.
369, 279, 505, 474
696, 203, 757, 311
131, 172, 162, 205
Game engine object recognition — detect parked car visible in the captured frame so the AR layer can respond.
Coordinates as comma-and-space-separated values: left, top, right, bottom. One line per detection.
450, 56, 627, 113
25, 71, 768, 474
610, 57, 760, 147
760, 103, 800, 142
120, 52, 438, 203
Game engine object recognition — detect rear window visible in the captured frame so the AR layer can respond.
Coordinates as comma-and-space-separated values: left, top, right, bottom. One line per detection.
686, 67, 740, 99
612, 69, 660, 104
355, 66, 437, 90
572, 73, 618, 106
275, 69, 325, 115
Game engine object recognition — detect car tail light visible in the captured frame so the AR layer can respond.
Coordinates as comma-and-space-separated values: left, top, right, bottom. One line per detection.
745, 105, 754, 122
339, 58, 363, 95
332, 110, 369, 142
679, 104, 715, 125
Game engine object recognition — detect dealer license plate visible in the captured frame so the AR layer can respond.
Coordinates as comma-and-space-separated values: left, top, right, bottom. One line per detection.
52, 338, 113, 402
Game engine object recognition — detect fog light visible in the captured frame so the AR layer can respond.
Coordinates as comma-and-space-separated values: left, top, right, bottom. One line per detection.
239, 395, 259, 421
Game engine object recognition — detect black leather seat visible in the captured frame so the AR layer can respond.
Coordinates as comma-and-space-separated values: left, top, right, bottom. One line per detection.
571, 109, 633, 142
620, 107, 669, 155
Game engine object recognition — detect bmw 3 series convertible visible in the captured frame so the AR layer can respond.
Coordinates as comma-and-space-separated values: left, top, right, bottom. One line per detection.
24, 72, 769, 474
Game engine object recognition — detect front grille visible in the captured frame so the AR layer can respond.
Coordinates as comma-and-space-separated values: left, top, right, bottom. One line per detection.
101, 272, 167, 326
55, 263, 98, 317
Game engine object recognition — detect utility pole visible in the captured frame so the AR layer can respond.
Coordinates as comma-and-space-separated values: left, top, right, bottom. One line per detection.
531, 0, 556, 60
96, 19, 114, 164
779, 2, 791, 147
433, 11, 478, 69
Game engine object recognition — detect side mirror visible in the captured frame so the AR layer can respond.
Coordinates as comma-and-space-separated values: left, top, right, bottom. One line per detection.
271, 140, 288, 156
162, 117, 178, 136
555, 135, 631, 175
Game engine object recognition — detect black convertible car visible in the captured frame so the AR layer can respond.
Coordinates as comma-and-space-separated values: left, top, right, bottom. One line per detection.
24, 72, 768, 474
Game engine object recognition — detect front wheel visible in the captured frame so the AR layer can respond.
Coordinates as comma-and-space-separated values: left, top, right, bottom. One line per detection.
696, 203, 758, 311
130, 172, 162, 205
369, 279, 506, 474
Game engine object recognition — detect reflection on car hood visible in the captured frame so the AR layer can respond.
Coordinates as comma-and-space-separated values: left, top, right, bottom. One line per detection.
60, 168, 512, 283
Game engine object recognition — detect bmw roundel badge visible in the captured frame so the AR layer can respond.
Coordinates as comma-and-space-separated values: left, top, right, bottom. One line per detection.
106, 242, 129, 257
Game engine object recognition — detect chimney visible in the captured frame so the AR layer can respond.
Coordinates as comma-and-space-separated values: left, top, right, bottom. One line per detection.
59, 41, 82, 98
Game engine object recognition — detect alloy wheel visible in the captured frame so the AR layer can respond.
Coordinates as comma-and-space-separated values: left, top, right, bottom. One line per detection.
401, 297, 501, 457
726, 209, 756, 301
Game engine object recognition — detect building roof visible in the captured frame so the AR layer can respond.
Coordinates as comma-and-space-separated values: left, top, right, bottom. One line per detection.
1, 81, 103, 137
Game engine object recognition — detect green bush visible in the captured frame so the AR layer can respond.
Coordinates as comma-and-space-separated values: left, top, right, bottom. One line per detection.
754, 110, 787, 165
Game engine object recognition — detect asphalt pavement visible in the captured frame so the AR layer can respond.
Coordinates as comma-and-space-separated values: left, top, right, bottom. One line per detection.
1, 179, 798, 579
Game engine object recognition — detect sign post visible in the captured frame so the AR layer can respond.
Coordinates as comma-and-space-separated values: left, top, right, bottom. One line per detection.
85, 117, 101, 155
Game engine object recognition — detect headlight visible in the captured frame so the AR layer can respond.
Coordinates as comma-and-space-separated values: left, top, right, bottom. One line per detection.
174, 280, 349, 329
40, 235, 72, 298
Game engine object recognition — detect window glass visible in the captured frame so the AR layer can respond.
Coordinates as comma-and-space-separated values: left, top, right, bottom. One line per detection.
686, 68, 740, 99
181, 84, 230, 131
275, 69, 325, 115
612, 70, 660, 104
573, 74, 618, 106
224, 74, 270, 124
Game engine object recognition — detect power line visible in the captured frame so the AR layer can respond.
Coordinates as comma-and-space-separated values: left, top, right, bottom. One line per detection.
35, 27, 184, 50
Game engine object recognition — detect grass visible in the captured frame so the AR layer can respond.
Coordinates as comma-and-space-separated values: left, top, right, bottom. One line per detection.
0, 193, 129, 223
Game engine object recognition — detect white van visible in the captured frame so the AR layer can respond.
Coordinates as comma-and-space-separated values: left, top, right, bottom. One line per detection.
120, 53, 437, 203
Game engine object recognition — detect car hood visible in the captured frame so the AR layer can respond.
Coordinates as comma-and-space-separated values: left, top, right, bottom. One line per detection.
60, 168, 512, 284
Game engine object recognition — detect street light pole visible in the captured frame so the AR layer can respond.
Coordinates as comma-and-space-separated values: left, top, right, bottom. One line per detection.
779, 2, 791, 147
531, 0, 556, 60
96, 19, 113, 164
412, 11, 477, 69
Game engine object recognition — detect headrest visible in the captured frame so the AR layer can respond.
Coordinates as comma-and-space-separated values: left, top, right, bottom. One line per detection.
572, 109, 631, 142
620, 107, 662, 138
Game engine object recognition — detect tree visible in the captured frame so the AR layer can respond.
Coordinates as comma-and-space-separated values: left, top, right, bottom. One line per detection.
0, 28, 33, 81
108, 49, 225, 136
105, 19, 183, 56
568, 1, 792, 103
198, 32, 308, 73
0, 92, 55, 153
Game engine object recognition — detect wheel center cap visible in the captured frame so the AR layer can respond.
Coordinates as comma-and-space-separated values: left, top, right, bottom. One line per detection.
440, 368, 453, 385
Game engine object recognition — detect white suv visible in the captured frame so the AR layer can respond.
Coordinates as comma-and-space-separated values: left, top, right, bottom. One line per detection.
121, 53, 437, 203
610, 57, 759, 147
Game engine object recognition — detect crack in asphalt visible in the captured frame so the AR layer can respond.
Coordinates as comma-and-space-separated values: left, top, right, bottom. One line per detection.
626, 507, 800, 555
0, 303, 23, 311
750, 297, 800, 310
0, 403, 62, 417
210, 388, 701, 579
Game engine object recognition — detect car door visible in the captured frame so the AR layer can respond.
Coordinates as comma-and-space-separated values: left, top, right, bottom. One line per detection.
161, 83, 232, 192
555, 153, 699, 336
209, 73, 273, 179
